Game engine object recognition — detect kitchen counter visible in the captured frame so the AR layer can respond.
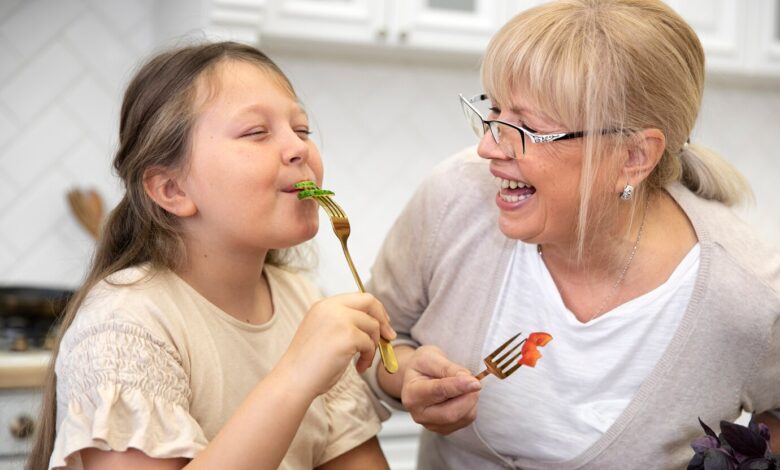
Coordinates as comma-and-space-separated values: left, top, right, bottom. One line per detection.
0, 351, 51, 389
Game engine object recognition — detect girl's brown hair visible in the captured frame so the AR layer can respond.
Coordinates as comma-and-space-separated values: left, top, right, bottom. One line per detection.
27, 41, 298, 469
482, 0, 751, 255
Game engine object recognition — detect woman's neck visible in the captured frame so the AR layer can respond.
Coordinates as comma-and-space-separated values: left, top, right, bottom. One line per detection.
539, 190, 697, 322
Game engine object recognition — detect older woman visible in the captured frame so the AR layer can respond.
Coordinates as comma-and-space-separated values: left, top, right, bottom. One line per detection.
364, 1, 780, 469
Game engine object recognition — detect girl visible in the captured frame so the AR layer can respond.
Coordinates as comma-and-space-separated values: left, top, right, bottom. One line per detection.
29, 41, 394, 470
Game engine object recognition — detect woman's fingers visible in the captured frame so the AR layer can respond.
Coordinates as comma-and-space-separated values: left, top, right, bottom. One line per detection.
415, 392, 479, 435
401, 346, 481, 434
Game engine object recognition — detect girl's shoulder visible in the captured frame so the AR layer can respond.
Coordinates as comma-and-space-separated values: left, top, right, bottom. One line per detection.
62, 264, 188, 349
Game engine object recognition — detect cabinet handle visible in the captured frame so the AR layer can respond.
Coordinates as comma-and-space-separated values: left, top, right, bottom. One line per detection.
376, 28, 388, 40
398, 30, 408, 42
9, 415, 35, 439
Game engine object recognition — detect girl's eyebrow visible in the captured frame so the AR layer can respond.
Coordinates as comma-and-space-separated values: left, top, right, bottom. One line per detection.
233, 103, 308, 120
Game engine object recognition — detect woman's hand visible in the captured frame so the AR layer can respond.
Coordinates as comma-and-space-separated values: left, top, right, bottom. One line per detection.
401, 346, 482, 435
277, 293, 396, 398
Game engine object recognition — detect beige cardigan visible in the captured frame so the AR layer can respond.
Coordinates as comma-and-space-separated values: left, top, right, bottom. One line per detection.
365, 147, 780, 469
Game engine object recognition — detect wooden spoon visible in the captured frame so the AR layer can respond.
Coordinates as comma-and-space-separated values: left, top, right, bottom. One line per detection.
66, 188, 103, 240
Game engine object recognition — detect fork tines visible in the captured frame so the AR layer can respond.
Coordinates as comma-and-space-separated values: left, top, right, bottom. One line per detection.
490, 332, 525, 374
474, 331, 527, 380
315, 195, 345, 218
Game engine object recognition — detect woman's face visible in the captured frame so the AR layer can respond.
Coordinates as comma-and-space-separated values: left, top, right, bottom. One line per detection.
180, 60, 323, 254
478, 90, 585, 246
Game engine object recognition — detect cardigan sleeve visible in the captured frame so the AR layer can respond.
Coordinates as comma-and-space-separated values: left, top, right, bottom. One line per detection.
364, 148, 474, 408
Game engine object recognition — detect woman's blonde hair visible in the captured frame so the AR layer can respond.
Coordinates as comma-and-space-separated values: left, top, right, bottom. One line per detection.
27, 41, 302, 470
482, 0, 751, 252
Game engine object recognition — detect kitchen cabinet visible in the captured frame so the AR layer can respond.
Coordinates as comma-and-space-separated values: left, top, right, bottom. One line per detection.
157, 0, 780, 78
156, 0, 270, 44
665, 0, 780, 78
0, 388, 41, 468
750, 0, 780, 75
259, 0, 512, 54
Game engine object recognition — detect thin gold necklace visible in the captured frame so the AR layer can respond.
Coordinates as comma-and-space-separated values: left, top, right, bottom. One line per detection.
537, 209, 647, 322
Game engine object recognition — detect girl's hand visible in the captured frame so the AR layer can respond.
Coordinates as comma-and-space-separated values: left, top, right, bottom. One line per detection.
276, 293, 396, 398
401, 346, 481, 435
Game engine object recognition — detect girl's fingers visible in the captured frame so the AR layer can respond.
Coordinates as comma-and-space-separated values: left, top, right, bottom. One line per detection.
329, 293, 396, 340
343, 308, 381, 346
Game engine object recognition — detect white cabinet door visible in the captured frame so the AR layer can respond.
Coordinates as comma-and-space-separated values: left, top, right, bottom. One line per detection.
261, 0, 388, 45
157, 0, 270, 44
392, 0, 509, 53
750, 0, 780, 75
667, 0, 748, 74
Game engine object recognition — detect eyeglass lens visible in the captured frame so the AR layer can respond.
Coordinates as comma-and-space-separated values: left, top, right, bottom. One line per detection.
460, 98, 523, 159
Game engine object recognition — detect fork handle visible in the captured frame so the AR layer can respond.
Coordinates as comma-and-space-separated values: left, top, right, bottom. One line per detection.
474, 369, 490, 380
338, 241, 399, 374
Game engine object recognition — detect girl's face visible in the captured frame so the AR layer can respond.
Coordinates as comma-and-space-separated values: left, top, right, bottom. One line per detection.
181, 60, 323, 254
477, 90, 586, 246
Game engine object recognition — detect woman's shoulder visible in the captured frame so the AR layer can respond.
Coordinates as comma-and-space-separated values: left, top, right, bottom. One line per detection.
429, 145, 492, 187
669, 184, 780, 299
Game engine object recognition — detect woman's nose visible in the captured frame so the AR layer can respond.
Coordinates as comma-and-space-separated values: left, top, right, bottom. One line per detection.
477, 132, 511, 161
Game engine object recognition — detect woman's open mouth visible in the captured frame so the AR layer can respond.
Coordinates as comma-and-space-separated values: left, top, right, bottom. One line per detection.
495, 176, 536, 203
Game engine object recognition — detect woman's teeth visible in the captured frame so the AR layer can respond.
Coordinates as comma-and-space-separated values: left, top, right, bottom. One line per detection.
494, 176, 534, 203
495, 176, 530, 190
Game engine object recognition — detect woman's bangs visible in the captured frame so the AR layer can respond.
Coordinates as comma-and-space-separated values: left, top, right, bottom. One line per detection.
482, 13, 587, 130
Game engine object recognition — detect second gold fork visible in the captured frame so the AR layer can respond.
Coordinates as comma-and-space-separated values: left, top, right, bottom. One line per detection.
314, 194, 399, 374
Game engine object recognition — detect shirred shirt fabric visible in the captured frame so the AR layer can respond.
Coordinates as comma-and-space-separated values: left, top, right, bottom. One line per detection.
51, 264, 382, 469
364, 146, 780, 470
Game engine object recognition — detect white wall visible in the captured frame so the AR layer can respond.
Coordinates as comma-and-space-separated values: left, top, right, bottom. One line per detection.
0, 0, 778, 296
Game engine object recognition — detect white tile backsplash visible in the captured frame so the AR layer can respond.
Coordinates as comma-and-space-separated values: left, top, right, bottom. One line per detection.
63, 11, 137, 88
0, 0, 85, 59
0, 42, 83, 124
61, 75, 116, 144
0, 106, 82, 189
0, 0, 777, 297
0, 107, 14, 148
0, 37, 21, 84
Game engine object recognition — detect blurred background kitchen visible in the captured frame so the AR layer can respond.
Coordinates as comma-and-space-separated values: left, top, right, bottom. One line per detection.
0, 0, 778, 468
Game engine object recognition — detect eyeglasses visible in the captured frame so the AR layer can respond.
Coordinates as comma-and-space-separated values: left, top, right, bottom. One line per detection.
459, 93, 614, 159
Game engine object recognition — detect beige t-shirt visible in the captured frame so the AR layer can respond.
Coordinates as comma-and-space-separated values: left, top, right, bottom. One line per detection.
50, 264, 383, 469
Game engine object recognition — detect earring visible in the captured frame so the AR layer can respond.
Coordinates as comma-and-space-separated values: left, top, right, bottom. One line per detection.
620, 184, 634, 200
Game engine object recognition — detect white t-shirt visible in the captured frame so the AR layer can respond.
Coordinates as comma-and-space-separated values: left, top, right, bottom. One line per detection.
476, 241, 700, 462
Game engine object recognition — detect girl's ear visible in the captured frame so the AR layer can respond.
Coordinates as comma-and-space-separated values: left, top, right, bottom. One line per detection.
615, 128, 666, 194
143, 166, 197, 217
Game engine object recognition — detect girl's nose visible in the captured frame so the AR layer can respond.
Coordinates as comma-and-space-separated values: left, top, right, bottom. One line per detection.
281, 129, 310, 165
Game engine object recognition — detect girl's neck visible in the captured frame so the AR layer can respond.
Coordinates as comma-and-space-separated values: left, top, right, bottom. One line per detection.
176, 240, 274, 325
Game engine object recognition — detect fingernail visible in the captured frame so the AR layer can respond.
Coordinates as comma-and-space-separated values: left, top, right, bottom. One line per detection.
467, 380, 481, 392
383, 325, 397, 340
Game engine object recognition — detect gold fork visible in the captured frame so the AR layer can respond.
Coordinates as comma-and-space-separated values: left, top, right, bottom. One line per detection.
313, 194, 399, 374
474, 332, 526, 380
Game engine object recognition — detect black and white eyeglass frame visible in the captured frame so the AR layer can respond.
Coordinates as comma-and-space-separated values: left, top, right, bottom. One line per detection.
459, 93, 609, 158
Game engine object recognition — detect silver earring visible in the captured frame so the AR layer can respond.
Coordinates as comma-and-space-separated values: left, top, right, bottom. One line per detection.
620, 184, 634, 200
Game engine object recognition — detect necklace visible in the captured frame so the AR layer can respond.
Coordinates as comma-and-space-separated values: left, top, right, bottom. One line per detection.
537, 209, 647, 322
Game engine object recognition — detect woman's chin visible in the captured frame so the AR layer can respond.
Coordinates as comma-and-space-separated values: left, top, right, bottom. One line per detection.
497, 217, 533, 242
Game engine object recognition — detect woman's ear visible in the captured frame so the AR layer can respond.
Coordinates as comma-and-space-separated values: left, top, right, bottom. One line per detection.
615, 128, 666, 194
143, 166, 197, 217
